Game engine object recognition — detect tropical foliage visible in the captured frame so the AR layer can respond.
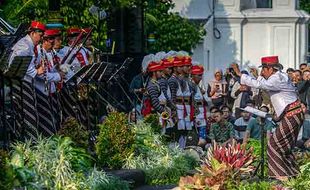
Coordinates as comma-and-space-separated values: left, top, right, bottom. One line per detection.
124, 121, 198, 185
179, 143, 255, 190
145, 0, 205, 53
0, 0, 205, 52
95, 112, 135, 169
2, 136, 130, 189
58, 116, 90, 149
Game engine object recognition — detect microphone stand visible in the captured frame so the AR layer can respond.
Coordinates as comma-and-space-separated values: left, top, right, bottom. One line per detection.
252, 117, 266, 179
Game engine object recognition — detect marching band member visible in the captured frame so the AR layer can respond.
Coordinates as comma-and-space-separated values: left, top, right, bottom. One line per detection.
154, 52, 174, 134
191, 64, 208, 147
158, 52, 175, 135
168, 52, 191, 148
141, 54, 154, 117
35, 29, 63, 136
82, 28, 94, 64
145, 59, 165, 116
9, 20, 46, 140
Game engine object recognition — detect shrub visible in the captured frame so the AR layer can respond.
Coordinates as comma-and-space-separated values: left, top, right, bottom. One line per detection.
124, 121, 198, 185
96, 112, 135, 169
58, 117, 90, 149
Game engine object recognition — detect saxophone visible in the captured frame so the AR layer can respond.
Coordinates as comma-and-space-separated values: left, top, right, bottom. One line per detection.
40, 48, 49, 92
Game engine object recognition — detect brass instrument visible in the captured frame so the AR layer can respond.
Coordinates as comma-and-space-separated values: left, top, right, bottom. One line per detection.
161, 110, 170, 120
77, 83, 97, 101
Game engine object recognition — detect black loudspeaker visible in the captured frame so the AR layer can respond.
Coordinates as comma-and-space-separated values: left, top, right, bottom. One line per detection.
48, 0, 60, 11
107, 7, 144, 54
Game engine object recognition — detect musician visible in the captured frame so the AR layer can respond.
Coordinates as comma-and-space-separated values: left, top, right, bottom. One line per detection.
82, 28, 95, 64
158, 53, 175, 134
60, 28, 83, 74
9, 20, 46, 140
191, 64, 208, 147
60, 28, 90, 126
167, 54, 190, 148
145, 61, 165, 115
35, 29, 63, 136
232, 56, 305, 181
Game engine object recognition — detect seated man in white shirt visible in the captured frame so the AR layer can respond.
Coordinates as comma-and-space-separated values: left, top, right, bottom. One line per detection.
234, 109, 255, 143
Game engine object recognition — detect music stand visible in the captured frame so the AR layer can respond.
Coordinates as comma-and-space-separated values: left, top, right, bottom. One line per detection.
2, 56, 32, 146
64, 64, 92, 85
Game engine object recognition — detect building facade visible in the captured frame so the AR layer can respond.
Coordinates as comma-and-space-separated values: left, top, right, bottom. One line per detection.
173, 0, 310, 82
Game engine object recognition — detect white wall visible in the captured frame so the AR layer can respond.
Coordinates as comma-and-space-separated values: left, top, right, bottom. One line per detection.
172, 0, 310, 77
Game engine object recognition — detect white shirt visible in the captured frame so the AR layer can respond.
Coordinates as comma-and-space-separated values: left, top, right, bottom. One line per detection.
9, 35, 37, 82
34, 46, 61, 95
240, 71, 298, 117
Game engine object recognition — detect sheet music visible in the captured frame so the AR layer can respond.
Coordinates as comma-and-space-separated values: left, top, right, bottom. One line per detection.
240, 106, 275, 123
240, 106, 267, 118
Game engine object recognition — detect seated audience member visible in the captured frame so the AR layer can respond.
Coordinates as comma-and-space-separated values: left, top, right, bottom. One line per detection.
234, 109, 255, 143
299, 63, 308, 71
243, 106, 275, 146
205, 106, 219, 144
220, 105, 235, 124
209, 109, 234, 146
286, 68, 295, 80
207, 69, 228, 107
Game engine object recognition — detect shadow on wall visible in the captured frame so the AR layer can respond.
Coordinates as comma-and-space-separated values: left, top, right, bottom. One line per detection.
183, 0, 238, 84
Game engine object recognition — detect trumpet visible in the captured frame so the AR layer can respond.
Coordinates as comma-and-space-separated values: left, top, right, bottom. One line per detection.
161, 110, 170, 120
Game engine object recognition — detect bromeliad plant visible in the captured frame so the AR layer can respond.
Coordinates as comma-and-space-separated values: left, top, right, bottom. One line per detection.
179, 143, 255, 190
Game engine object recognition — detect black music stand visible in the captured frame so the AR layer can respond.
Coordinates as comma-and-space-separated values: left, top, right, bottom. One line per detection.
1, 56, 32, 146
64, 64, 92, 85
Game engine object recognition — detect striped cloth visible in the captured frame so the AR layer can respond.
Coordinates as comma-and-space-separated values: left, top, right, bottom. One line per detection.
12, 80, 38, 140
36, 89, 57, 137
267, 111, 304, 178
50, 93, 61, 131
146, 80, 164, 113
168, 75, 178, 103
60, 86, 80, 122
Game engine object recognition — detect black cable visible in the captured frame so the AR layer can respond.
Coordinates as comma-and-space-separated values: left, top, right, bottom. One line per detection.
212, 0, 221, 39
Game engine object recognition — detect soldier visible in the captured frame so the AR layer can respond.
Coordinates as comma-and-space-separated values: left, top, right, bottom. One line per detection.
9, 20, 46, 140
35, 29, 63, 136
191, 64, 208, 147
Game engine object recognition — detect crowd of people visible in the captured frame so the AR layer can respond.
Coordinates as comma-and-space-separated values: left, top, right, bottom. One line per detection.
7, 20, 97, 140
130, 52, 310, 150
129, 51, 309, 180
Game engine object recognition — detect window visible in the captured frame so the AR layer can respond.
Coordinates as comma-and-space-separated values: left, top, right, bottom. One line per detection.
256, 0, 272, 8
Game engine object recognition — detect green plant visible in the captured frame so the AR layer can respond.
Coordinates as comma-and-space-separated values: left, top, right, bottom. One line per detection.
10, 136, 93, 189
0, 149, 14, 190
96, 112, 135, 169
124, 121, 198, 185
143, 113, 161, 134
179, 143, 255, 190
145, 0, 206, 53
85, 168, 130, 190
58, 116, 90, 149
246, 139, 268, 176
285, 161, 310, 190
237, 181, 274, 190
